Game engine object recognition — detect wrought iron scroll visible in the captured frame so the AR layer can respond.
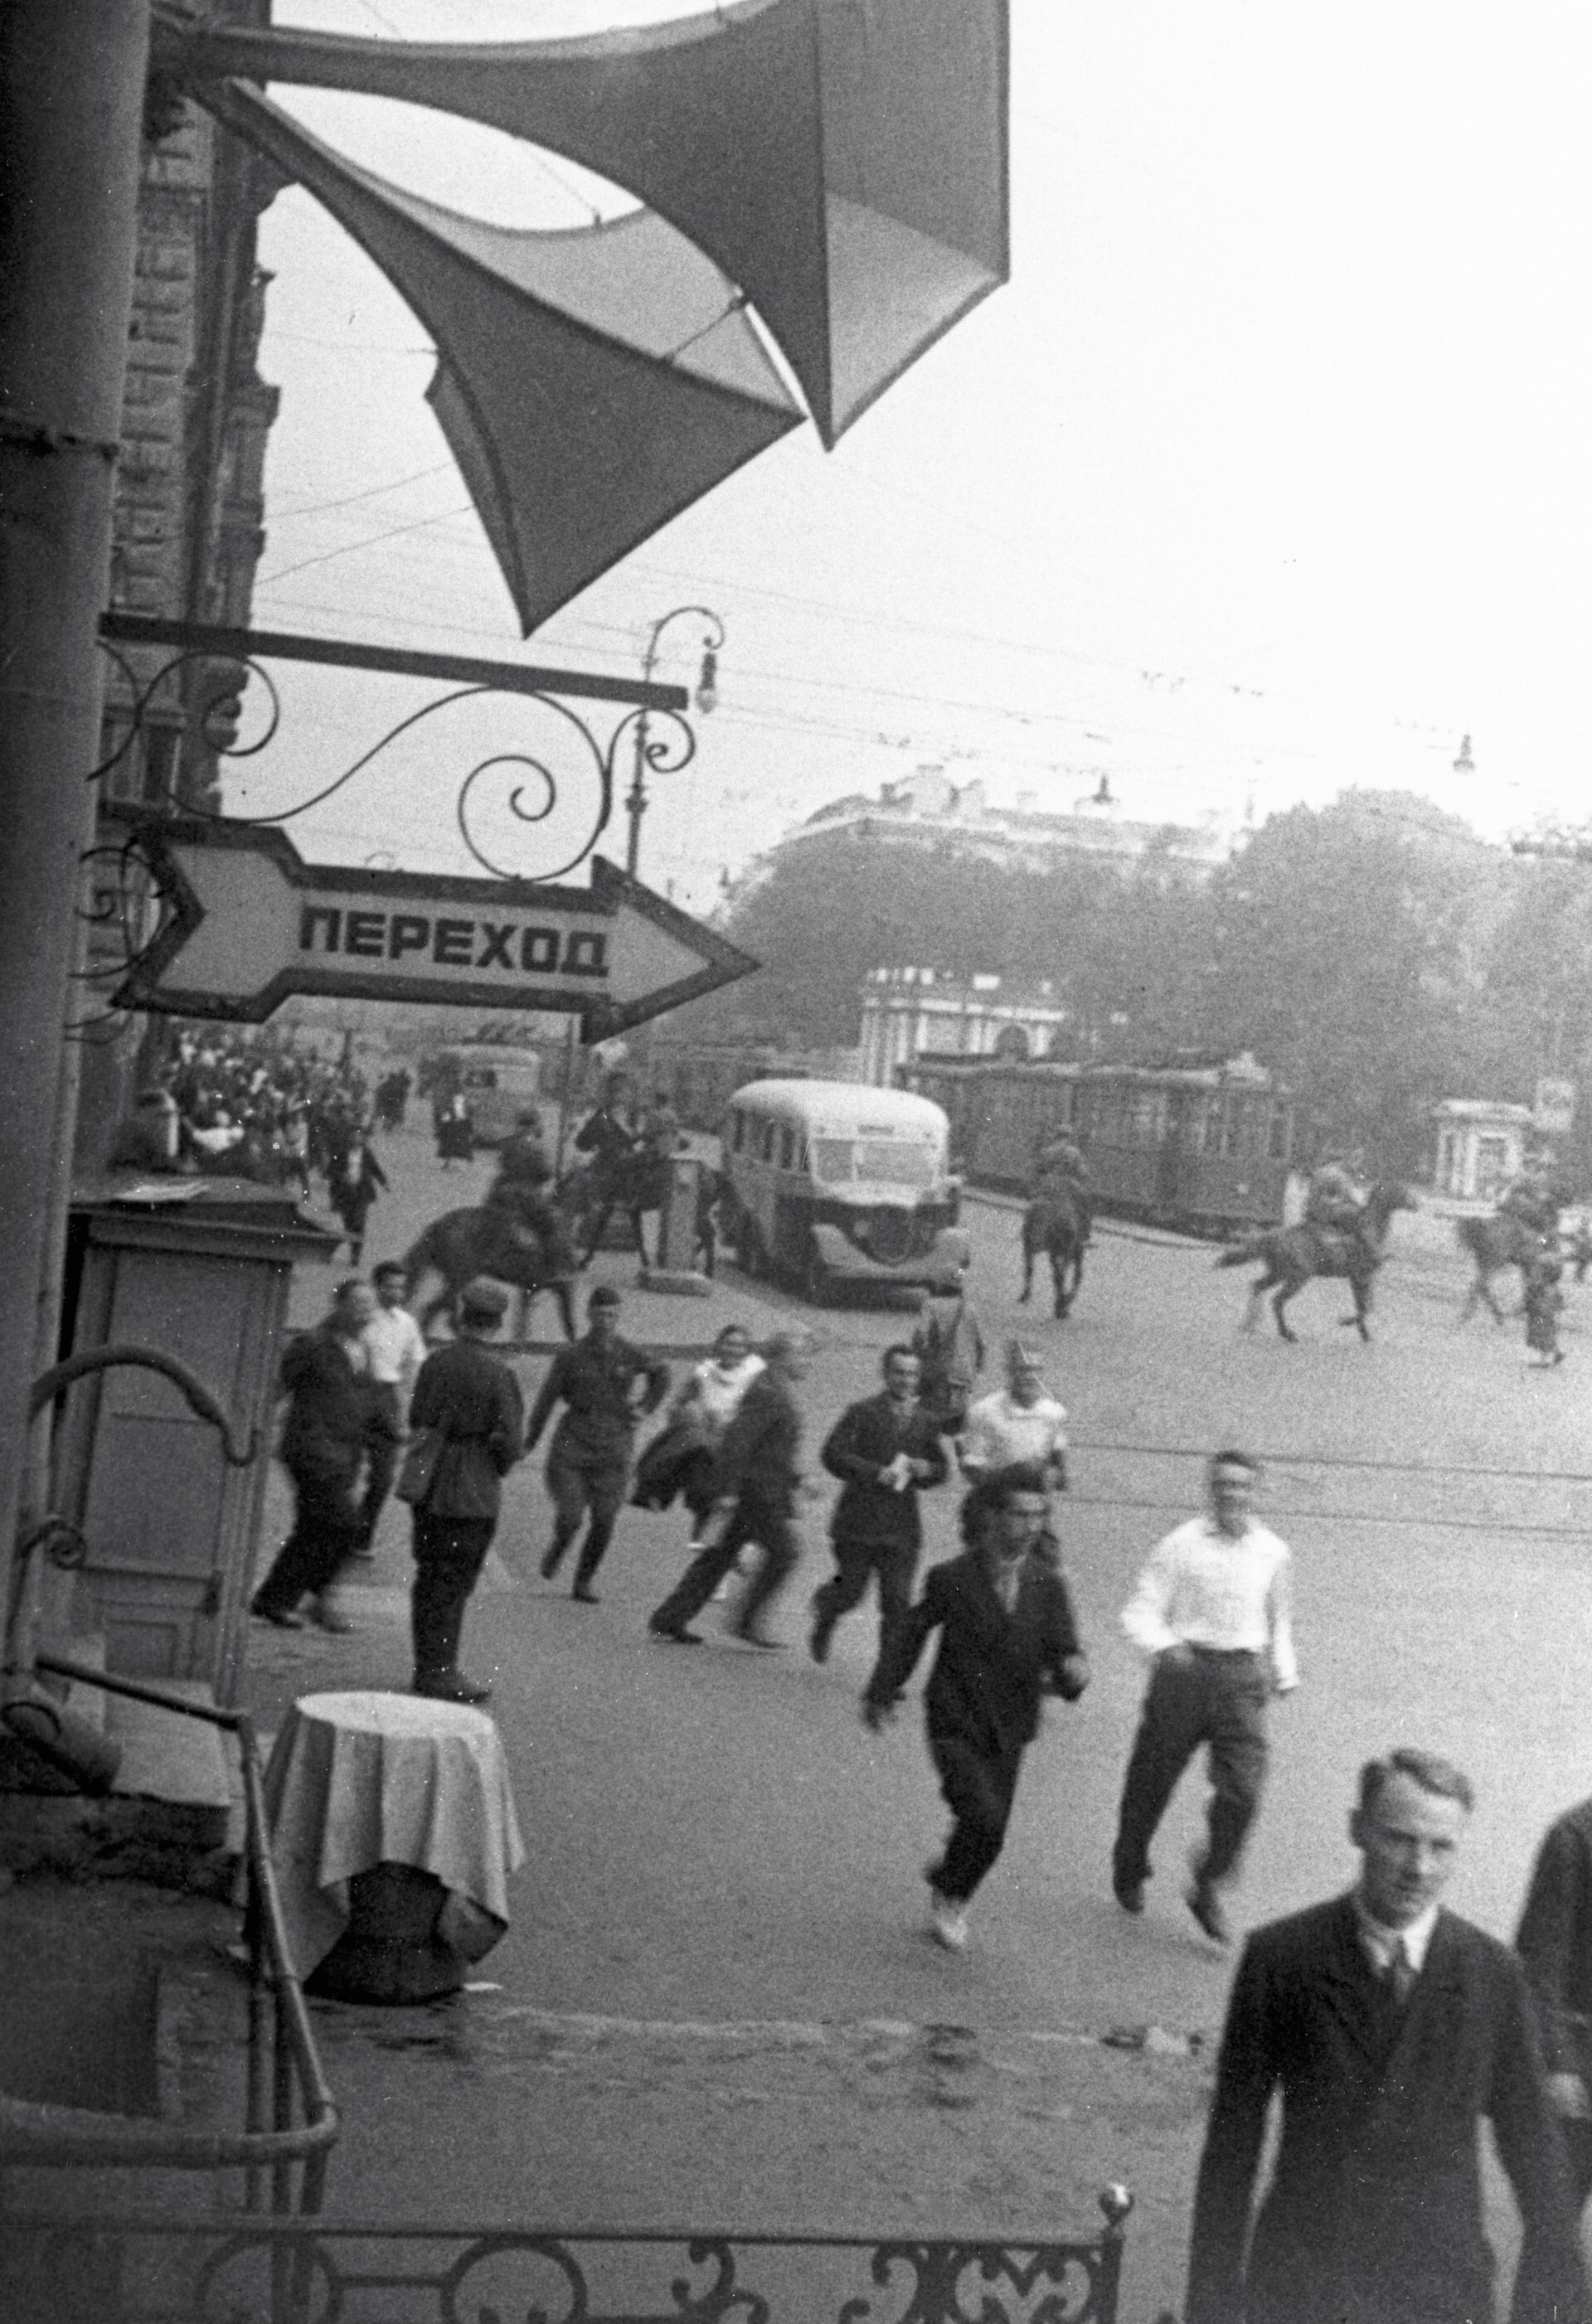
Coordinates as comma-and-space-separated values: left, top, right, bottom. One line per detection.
0, 2197, 1137, 2324
91, 614, 692, 890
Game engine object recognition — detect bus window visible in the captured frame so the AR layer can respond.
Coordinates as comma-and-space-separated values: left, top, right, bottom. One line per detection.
857, 1141, 936, 1187
761, 1123, 778, 1162
779, 1127, 795, 1169
812, 1139, 852, 1183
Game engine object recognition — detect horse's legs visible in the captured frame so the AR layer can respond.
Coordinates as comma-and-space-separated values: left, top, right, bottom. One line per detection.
1271, 1281, 1298, 1342
1051, 1248, 1069, 1319
1350, 1274, 1371, 1342
1019, 1238, 1034, 1304
1242, 1274, 1269, 1333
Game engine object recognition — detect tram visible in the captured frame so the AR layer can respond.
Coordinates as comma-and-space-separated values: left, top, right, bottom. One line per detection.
900, 1052, 1295, 1237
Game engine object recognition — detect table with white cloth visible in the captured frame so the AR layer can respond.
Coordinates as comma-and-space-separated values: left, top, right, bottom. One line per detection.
263, 1691, 526, 2001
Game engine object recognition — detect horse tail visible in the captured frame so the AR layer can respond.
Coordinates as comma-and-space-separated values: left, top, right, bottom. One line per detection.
1216, 1237, 1269, 1269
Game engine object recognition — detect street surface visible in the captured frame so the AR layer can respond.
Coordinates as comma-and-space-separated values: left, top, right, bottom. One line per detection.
243, 1121, 1592, 2318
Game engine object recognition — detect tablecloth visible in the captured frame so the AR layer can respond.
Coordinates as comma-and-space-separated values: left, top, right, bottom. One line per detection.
262, 1691, 527, 1977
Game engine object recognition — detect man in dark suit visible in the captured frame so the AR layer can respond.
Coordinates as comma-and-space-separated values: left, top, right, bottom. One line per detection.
862, 1463, 1089, 1953
1517, 1793, 1592, 2205
648, 1329, 813, 1650
811, 1344, 949, 1665
1187, 1747, 1588, 2324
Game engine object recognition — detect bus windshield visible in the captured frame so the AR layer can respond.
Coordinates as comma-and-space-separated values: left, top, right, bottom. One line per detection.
810, 1138, 937, 1188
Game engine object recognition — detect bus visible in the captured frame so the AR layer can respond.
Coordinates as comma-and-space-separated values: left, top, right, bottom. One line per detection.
719, 1080, 969, 1303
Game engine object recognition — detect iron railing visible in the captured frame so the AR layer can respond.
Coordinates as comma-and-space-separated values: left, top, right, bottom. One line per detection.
1, 1655, 338, 2215
0, 2202, 1143, 2324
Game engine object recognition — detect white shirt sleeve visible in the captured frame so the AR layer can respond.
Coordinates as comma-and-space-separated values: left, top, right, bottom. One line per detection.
1266, 1546, 1299, 1691
1120, 1534, 1182, 1657
959, 1396, 997, 1471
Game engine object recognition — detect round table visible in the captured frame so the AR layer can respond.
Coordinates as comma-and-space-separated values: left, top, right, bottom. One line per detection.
263, 1691, 526, 2002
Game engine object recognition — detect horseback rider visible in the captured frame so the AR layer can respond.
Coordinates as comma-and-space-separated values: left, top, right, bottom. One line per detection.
1032, 1129, 1094, 1242
1498, 1157, 1560, 1244
1303, 1154, 1365, 1254
483, 1108, 572, 1276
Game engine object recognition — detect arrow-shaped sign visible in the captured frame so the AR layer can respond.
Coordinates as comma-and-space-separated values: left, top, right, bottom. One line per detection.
104, 810, 757, 1036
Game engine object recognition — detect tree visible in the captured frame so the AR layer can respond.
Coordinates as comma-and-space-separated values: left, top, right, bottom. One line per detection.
1198, 792, 1502, 1171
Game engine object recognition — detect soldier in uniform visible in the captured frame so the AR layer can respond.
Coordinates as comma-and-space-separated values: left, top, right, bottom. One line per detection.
526, 1284, 670, 1601
1032, 1129, 1093, 1242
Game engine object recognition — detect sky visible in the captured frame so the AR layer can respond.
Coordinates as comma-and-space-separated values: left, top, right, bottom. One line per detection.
228, 1, 1592, 911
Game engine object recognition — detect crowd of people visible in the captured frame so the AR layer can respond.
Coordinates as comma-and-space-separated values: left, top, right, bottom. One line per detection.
237, 1113, 1592, 2324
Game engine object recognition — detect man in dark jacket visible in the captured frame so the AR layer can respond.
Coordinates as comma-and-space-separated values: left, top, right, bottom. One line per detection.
1187, 1748, 1588, 2324
527, 1284, 669, 1602
649, 1329, 813, 1649
811, 1345, 948, 1665
1517, 1791, 1592, 2206
251, 1279, 396, 1631
405, 1276, 524, 1703
863, 1463, 1089, 1953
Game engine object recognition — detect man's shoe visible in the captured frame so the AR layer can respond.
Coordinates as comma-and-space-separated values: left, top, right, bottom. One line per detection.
1113, 1873, 1147, 1916
571, 1585, 600, 1605
1187, 1880, 1231, 1945
539, 1544, 564, 1580
734, 1623, 785, 1650
413, 1670, 492, 1705
250, 1601, 303, 1629
648, 1619, 702, 1645
927, 1890, 968, 1953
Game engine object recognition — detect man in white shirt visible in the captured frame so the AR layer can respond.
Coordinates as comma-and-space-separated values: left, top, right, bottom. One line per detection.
356, 1260, 429, 1555
1111, 1449, 1296, 1943
959, 1342, 1068, 1489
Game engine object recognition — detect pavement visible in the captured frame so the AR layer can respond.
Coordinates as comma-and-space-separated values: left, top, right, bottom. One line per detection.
12, 1130, 1592, 2322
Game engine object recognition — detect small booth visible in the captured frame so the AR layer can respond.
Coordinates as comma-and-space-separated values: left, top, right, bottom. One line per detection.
1431, 1100, 1535, 1202
48, 1176, 337, 1706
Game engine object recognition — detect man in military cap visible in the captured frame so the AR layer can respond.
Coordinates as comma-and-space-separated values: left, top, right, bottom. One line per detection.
405, 1276, 525, 1703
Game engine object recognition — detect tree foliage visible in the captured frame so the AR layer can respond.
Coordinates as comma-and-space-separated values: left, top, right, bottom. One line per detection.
663, 791, 1592, 1177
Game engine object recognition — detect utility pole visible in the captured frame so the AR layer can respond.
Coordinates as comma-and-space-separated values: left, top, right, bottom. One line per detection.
0, 1, 151, 1652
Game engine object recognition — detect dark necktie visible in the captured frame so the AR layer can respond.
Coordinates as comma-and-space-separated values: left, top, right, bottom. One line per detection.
1384, 1938, 1415, 2010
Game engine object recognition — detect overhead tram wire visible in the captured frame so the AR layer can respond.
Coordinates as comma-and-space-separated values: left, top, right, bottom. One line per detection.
1069, 1441, 1592, 1486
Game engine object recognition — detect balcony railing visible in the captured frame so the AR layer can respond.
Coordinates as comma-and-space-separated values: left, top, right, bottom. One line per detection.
0, 2201, 1146, 2324
1, 1655, 338, 2215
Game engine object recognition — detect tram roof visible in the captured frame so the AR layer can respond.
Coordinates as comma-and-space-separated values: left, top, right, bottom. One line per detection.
909, 1051, 1285, 1093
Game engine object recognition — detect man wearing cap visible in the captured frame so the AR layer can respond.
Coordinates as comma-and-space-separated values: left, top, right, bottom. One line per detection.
405, 1276, 525, 1703
526, 1285, 670, 1601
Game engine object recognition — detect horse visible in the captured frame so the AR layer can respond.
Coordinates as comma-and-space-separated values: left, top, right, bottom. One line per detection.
1216, 1181, 1415, 1342
1019, 1186, 1087, 1319
404, 1206, 577, 1342
1455, 1210, 1560, 1325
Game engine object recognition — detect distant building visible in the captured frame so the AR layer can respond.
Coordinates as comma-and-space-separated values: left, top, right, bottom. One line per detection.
1432, 1100, 1536, 1201
859, 968, 1071, 1086
735, 764, 1235, 900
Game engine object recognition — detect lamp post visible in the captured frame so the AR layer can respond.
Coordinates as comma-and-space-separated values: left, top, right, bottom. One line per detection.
624, 605, 724, 879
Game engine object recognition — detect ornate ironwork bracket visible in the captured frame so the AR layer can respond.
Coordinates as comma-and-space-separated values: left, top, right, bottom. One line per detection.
95, 613, 696, 887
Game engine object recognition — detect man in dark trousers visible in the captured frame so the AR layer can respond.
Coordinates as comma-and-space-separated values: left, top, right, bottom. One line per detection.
251, 1278, 396, 1632
1517, 1791, 1592, 2206
648, 1329, 813, 1650
1187, 1747, 1589, 2324
811, 1344, 949, 1665
405, 1277, 524, 1704
862, 1463, 1089, 1953
527, 1283, 669, 1602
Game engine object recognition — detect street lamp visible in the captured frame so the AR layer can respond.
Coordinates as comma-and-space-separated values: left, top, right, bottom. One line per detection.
625, 605, 724, 878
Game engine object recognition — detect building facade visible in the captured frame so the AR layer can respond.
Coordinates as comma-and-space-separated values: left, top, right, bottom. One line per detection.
858, 967, 1072, 1086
